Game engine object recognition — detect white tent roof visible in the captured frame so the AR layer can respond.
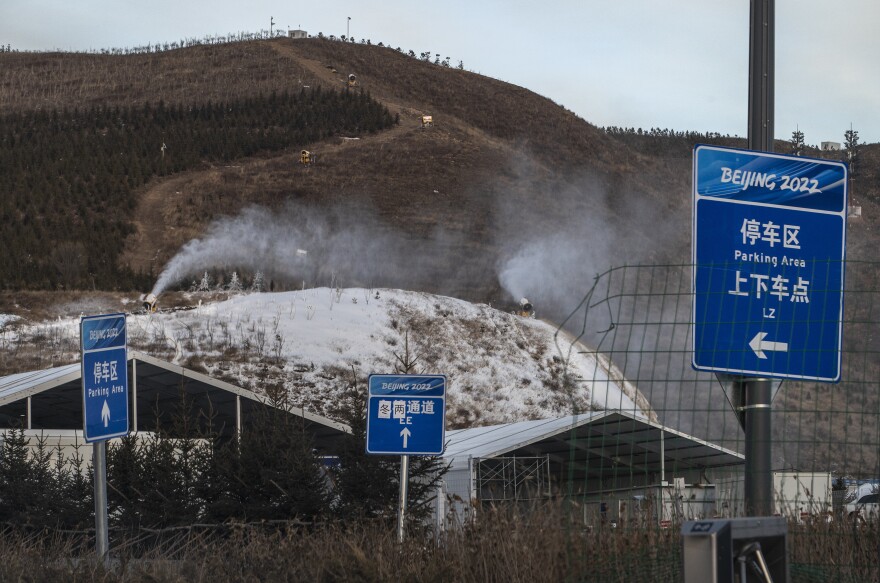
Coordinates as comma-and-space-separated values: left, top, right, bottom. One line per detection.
0, 351, 349, 451
444, 410, 743, 475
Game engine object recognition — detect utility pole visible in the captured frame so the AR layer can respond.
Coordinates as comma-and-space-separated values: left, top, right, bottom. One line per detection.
743, 0, 775, 518
347, 17, 351, 40
270, 16, 275, 37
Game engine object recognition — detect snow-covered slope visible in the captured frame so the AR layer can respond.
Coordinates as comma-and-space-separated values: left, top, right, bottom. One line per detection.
3, 289, 654, 427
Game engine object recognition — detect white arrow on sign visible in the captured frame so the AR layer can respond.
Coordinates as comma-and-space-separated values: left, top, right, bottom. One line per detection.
749, 332, 789, 359
101, 400, 111, 427
400, 427, 411, 448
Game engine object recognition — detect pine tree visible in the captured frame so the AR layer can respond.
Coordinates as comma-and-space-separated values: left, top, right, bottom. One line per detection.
844, 124, 860, 177
27, 436, 59, 528
197, 271, 212, 291
0, 428, 35, 524
54, 443, 93, 529
205, 400, 330, 522
790, 126, 805, 156
227, 271, 243, 292
250, 271, 265, 292
107, 435, 146, 531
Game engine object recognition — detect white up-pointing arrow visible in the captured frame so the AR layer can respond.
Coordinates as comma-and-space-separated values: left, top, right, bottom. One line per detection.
400, 427, 411, 448
749, 332, 789, 359
101, 400, 111, 427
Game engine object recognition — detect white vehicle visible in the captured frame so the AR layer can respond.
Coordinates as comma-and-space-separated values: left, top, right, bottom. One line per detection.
846, 491, 879, 523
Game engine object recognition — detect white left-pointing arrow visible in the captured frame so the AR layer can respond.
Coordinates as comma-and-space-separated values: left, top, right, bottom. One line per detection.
101, 400, 111, 427
749, 331, 789, 359
400, 427, 411, 448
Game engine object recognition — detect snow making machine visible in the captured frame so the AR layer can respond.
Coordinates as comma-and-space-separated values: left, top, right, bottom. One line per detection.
517, 298, 535, 318
142, 293, 159, 312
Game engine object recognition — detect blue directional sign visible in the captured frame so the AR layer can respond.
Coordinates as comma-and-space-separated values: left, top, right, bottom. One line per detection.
692, 144, 847, 382
366, 374, 446, 455
81, 314, 129, 442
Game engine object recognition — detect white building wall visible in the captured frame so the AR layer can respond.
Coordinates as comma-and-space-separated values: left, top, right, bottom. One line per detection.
715, 471, 832, 519
436, 463, 475, 528
1, 429, 93, 468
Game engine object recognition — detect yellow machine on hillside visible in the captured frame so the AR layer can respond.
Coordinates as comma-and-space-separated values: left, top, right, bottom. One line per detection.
347, 73, 359, 88
421, 115, 434, 129
300, 150, 315, 165
517, 298, 535, 318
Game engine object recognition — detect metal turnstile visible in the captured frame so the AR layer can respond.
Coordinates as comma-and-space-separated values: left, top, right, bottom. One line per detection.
682, 517, 788, 583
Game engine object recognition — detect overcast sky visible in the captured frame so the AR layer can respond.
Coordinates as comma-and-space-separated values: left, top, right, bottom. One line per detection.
2, 1, 877, 144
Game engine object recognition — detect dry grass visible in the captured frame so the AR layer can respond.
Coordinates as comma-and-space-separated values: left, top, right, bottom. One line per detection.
0, 503, 874, 582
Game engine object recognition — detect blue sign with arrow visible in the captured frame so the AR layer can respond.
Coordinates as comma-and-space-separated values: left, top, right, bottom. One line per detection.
692, 145, 847, 382
81, 314, 129, 442
366, 374, 446, 455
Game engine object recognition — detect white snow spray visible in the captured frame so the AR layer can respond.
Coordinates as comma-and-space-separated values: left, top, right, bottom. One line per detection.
150, 202, 469, 296
492, 166, 724, 437
495, 170, 683, 325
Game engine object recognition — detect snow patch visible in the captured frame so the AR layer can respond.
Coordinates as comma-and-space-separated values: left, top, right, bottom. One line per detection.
7, 289, 654, 426
130, 289, 654, 424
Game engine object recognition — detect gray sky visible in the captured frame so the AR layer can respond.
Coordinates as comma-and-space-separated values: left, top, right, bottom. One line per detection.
2, 1, 877, 144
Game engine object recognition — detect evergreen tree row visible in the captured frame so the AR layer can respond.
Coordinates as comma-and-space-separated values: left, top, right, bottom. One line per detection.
0, 386, 445, 536
0, 88, 396, 291
0, 430, 92, 530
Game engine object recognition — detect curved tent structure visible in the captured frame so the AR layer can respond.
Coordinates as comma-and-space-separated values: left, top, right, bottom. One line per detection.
0, 350, 349, 452
438, 410, 744, 526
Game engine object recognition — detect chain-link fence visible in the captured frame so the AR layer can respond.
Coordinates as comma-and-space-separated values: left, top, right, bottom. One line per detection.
547, 259, 878, 580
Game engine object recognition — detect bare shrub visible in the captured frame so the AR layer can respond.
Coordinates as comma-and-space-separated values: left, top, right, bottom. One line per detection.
0, 502, 874, 581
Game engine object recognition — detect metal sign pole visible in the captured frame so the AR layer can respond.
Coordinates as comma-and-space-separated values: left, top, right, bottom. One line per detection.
740, 379, 773, 516
745, 0, 775, 517
93, 441, 109, 564
81, 313, 129, 566
397, 454, 409, 543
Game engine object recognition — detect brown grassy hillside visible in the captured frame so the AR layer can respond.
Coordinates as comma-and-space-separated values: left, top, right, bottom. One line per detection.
1, 38, 693, 302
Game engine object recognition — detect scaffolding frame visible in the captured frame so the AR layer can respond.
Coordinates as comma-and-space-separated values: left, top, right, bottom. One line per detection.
474, 455, 551, 503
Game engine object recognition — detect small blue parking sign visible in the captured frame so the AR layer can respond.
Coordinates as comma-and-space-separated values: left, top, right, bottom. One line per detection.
366, 375, 446, 455
692, 145, 847, 382
81, 314, 129, 442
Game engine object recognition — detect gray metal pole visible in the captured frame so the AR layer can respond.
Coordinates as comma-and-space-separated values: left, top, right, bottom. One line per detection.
93, 441, 109, 564
748, 0, 774, 152
397, 454, 409, 543
741, 379, 773, 516
744, 0, 775, 518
